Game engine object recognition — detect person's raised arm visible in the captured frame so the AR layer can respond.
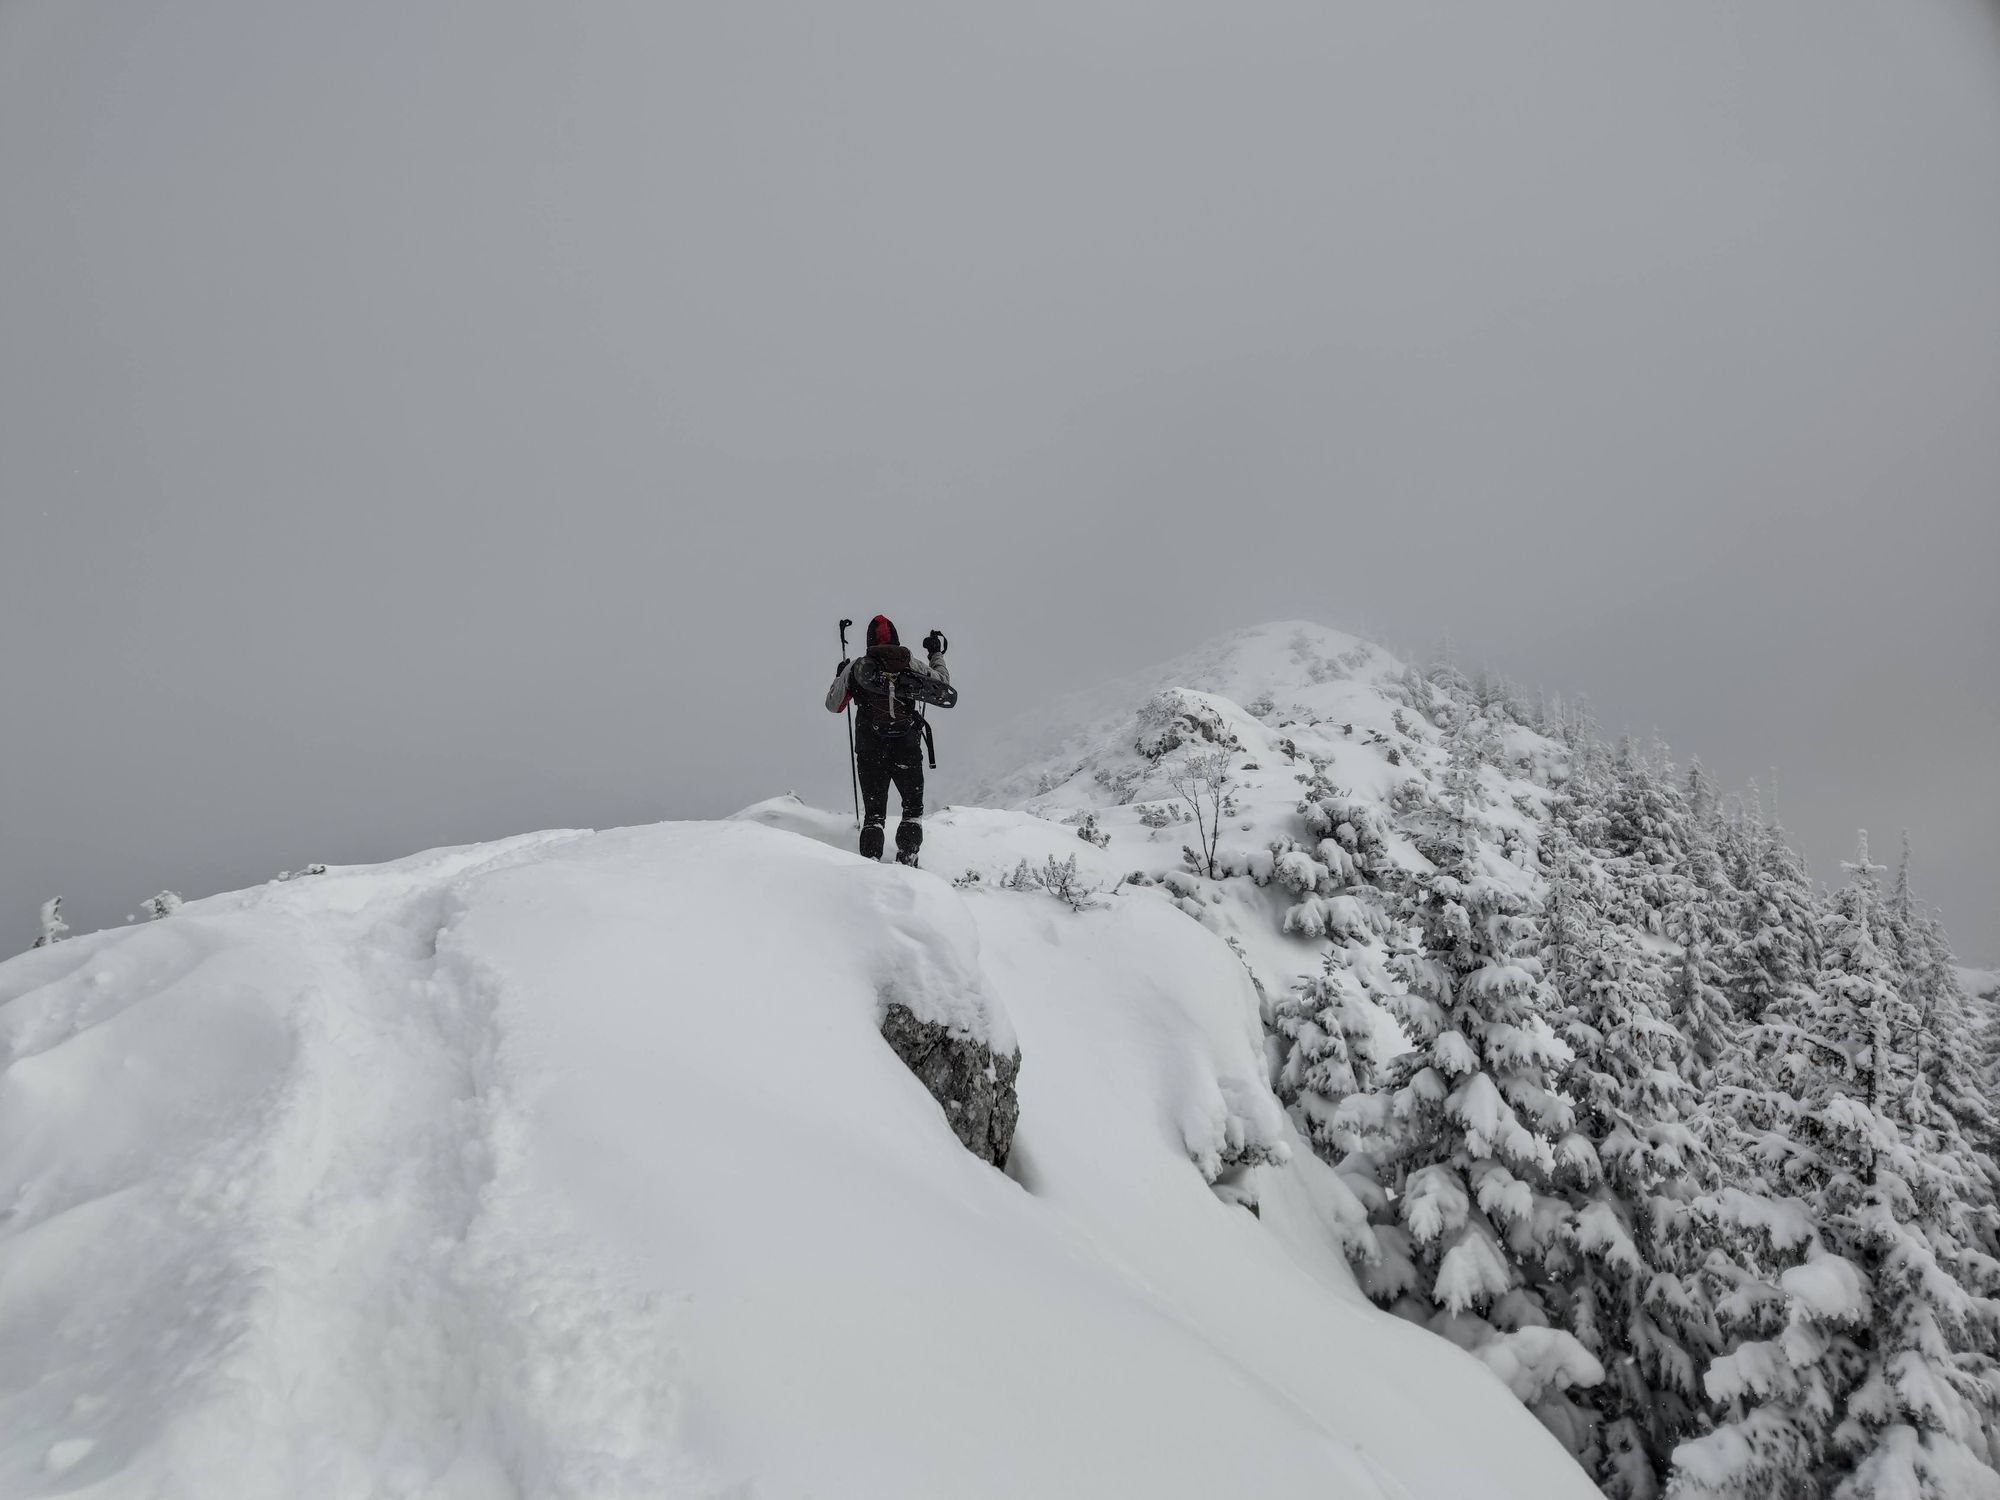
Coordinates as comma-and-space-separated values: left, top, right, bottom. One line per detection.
920, 630, 950, 688
825, 660, 854, 713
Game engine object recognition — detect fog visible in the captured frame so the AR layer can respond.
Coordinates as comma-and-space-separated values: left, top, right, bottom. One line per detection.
3, 1, 1996, 957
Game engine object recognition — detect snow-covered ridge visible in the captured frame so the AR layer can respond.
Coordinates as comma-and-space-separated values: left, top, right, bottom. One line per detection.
966, 619, 1400, 805
961, 618, 1554, 1045
0, 807, 1595, 1498
15, 617, 1980, 1500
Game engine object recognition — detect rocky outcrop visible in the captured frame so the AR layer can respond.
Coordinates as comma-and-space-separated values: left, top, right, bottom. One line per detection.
880, 1002, 1021, 1167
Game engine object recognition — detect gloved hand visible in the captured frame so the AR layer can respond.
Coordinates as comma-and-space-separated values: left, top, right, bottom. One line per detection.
922, 630, 948, 656
835, 658, 850, 673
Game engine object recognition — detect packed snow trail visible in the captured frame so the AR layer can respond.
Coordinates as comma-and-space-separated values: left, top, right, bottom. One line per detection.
0, 830, 704, 1497
0, 815, 1598, 1499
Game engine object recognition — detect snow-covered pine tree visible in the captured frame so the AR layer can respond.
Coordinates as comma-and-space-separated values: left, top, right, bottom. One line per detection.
1917, 938, 1997, 1170
1603, 739, 1694, 936
1714, 784, 1760, 896
1544, 830, 1718, 1498
1542, 821, 1594, 1008
1273, 764, 1393, 942
1685, 757, 1720, 835
1426, 651, 1473, 721
1275, 949, 1388, 1150
1671, 835, 2000, 1500
1335, 743, 1601, 1442
1885, 838, 1995, 1161
1673, 823, 1739, 1088
1436, 711, 1487, 840
1271, 764, 1402, 1151
1819, 833, 1917, 1120
1554, 754, 1618, 905
1724, 815, 1820, 1027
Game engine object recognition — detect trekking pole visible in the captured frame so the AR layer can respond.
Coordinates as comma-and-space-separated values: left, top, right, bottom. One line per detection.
838, 618, 859, 824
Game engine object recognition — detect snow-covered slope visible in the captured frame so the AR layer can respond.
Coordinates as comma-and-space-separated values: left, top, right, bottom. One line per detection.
0, 811, 1597, 1498
966, 619, 1405, 807
961, 620, 1558, 1046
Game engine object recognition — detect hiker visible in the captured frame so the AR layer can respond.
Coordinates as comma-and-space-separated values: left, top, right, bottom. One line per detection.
826, 616, 955, 865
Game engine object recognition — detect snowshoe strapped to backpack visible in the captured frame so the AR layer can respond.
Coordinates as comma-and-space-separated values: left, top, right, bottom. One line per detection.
850, 643, 956, 765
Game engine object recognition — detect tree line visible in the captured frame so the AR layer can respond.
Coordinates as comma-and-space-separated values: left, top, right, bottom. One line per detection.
1264, 661, 1997, 1500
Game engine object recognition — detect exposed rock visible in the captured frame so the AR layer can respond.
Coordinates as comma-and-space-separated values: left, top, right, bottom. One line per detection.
1134, 688, 1240, 762
880, 1001, 1021, 1167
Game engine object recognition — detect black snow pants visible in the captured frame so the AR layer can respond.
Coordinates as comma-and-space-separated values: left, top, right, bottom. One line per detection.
854, 723, 924, 861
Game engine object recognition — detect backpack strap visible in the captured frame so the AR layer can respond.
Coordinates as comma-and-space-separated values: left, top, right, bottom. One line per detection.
921, 713, 936, 769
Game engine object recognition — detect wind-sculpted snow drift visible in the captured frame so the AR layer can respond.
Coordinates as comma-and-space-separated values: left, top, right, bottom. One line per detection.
0, 784, 1600, 1497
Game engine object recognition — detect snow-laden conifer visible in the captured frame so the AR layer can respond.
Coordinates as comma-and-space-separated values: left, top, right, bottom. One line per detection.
1335, 733, 1601, 1436
1671, 835, 2000, 1500
1884, 837, 1994, 1158
1672, 825, 1738, 1089
1602, 740, 1694, 935
1272, 765, 1403, 1151
1545, 840, 1718, 1498
1724, 814, 1820, 1027
1275, 949, 1388, 1148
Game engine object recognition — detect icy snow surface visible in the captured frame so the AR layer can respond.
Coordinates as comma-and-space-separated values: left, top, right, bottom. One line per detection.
0, 796, 1597, 1497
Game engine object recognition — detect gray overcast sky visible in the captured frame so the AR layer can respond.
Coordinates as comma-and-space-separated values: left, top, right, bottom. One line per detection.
3, 1, 1996, 958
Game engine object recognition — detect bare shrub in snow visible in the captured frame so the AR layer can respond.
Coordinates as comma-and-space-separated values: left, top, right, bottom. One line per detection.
1092, 764, 1144, 804
143, 890, 183, 920
1001, 855, 1102, 913
1166, 749, 1231, 879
